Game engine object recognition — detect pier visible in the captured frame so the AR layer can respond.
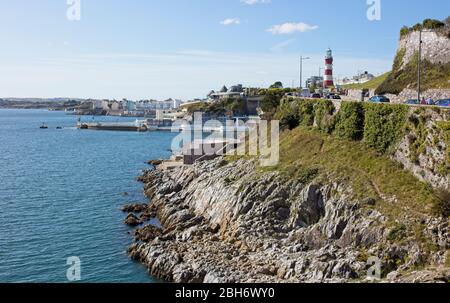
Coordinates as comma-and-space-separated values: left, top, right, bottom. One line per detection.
77, 121, 151, 132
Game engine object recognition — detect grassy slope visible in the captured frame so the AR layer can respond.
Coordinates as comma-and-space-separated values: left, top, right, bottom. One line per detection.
342, 72, 391, 90
260, 127, 439, 220
377, 52, 450, 95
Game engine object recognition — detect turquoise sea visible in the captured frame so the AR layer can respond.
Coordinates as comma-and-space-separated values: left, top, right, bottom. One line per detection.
0, 109, 177, 282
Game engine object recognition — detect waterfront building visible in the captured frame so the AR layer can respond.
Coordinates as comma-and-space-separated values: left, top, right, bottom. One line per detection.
340, 71, 375, 85
208, 84, 244, 102
306, 76, 324, 89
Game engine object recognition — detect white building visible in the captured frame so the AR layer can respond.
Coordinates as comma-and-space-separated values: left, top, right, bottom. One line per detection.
341, 71, 375, 85
207, 84, 244, 102
173, 99, 182, 109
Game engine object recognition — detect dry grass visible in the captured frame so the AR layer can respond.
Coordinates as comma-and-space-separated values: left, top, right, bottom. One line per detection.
261, 127, 440, 219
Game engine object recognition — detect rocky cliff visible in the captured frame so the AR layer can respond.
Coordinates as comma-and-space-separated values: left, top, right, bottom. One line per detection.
375, 19, 450, 98
127, 158, 449, 283
393, 107, 449, 189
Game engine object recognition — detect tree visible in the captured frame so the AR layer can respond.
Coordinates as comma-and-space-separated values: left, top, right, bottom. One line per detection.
422, 19, 445, 30
445, 16, 450, 27
412, 23, 422, 31
261, 89, 284, 117
275, 100, 300, 130
269, 81, 283, 89
400, 26, 410, 37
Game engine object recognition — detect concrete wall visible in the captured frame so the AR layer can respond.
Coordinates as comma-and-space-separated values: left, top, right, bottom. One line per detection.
341, 89, 375, 102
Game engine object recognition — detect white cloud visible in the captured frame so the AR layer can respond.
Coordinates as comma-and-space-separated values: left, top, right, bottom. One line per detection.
268, 22, 319, 35
220, 18, 241, 26
241, 0, 271, 5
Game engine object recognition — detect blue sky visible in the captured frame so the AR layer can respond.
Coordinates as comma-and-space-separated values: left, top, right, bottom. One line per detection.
0, 0, 449, 100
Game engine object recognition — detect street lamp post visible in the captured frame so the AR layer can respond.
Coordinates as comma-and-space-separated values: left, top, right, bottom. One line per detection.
299, 56, 311, 92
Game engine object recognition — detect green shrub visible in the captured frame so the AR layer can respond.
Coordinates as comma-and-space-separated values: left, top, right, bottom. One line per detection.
297, 167, 320, 184
422, 19, 445, 30
407, 113, 429, 163
400, 18, 447, 37
388, 223, 408, 242
436, 121, 450, 176
432, 189, 450, 218
275, 100, 300, 130
363, 103, 408, 153
400, 26, 410, 37
261, 90, 285, 118
298, 100, 316, 127
334, 102, 365, 141
314, 100, 336, 134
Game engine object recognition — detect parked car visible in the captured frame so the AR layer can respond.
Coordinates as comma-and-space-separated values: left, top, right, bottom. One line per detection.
311, 93, 322, 99
434, 99, 450, 107
300, 88, 311, 98
405, 99, 419, 105
369, 95, 390, 103
327, 94, 341, 100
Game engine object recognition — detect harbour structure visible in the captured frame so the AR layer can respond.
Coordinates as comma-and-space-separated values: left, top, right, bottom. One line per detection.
77, 120, 150, 132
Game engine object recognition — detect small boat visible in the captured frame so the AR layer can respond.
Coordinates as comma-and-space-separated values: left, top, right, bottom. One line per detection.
40, 123, 48, 129
56, 126, 63, 130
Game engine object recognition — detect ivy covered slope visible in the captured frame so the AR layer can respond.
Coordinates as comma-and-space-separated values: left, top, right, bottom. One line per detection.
376, 17, 450, 95
273, 99, 449, 219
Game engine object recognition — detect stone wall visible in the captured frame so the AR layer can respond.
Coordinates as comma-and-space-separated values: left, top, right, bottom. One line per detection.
342, 30, 450, 104
399, 31, 450, 66
385, 89, 450, 104
343, 88, 450, 104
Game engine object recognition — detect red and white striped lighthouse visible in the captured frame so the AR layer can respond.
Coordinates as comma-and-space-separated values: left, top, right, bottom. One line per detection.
324, 48, 334, 88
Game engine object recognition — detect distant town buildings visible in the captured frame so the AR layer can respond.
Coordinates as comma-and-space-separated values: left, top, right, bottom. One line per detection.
207, 84, 244, 102
173, 99, 182, 109
340, 71, 375, 85
87, 98, 185, 117
306, 76, 324, 89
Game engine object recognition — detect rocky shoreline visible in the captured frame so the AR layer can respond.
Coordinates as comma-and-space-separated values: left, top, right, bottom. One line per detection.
125, 158, 449, 283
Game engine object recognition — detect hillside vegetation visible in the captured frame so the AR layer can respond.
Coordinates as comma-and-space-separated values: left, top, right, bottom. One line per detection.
376, 50, 450, 95
261, 99, 450, 217
400, 17, 450, 38
184, 97, 247, 115
266, 127, 440, 219
342, 72, 390, 90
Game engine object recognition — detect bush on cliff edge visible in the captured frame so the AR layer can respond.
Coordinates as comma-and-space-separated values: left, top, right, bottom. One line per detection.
363, 103, 409, 154
334, 102, 365, 141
